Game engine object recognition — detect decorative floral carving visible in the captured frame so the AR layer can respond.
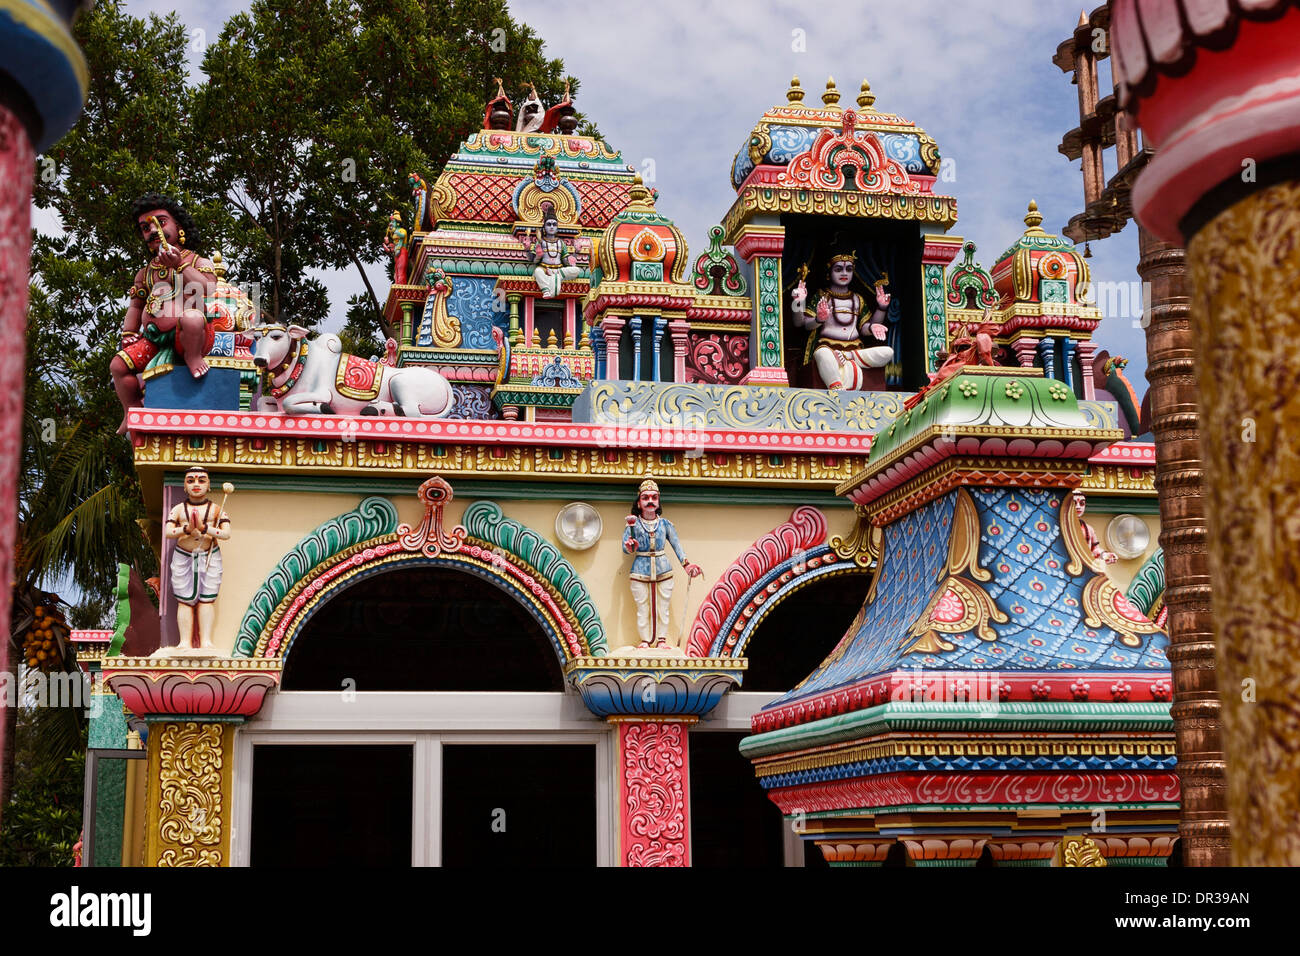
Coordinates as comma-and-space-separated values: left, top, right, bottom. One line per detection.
156, 722, 225, 867
684, 333, 748, 384
620, 721, 689, 867
397, 476, 467, 557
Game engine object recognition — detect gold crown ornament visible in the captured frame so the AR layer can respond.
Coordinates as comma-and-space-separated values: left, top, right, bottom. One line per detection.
638, 476, 660, 495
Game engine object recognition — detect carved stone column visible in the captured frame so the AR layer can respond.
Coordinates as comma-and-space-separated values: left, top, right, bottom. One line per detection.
1136, 227, 1229, 867
0, 103, 35, 823
1109, 0, 1300, 865
1185, 181, 1300, 865
104, 656, 281, 866
612, 717, 694, 867
145, 719, 236, 867
601, 316, 625, 380
0, 5, 89, 821
566, 656, 744, 867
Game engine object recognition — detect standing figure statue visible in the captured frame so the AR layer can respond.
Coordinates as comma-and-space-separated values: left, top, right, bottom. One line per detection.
622, 477, 702, 650
791, 251, 894, 391
383, 210, 410, 285
111, 193, 220, 433
524, 204, 581, 298
164, 467, 233, 651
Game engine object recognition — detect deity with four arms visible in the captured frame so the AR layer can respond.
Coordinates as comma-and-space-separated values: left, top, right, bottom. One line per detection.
791, 251, 894, 391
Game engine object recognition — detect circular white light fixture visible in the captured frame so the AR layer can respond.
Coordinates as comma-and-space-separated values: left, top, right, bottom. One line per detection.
555, 502, 603, 550
1106, 514, 1150, 560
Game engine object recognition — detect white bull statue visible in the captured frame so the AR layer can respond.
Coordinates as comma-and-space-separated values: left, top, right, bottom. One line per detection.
252, 324, 455, 417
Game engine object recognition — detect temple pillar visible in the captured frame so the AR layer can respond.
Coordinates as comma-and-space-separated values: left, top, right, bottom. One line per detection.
1110, 0, 1300, 865
1011, 337, 1040, 369
1074, 339, 1098, 400
0, 104, 35, 823
591, 325, 606, 378
1037, 337, 1057, 379
523, 296, 536, 347
668, 318, 690, 383
399, 301, 415, 346
986, 838, 1059, 867
611, 717, 695, 867
564, 297, 575, 348
630, 317, 643, 380
103, 656, 280, 866
143, 719, 237, 867
1060, 336, 1076, 391
1184, 182, 1300, 866
507, 293, 522, 346
813, 838, 895, 868
1136, 227, 1228, 867
733, 225, 787, 385
0, 5, 88, 822
602, 316, 625, 380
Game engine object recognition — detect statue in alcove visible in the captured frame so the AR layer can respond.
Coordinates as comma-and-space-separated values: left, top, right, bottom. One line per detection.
791, 250, 894, 391
523, 203, 581, 297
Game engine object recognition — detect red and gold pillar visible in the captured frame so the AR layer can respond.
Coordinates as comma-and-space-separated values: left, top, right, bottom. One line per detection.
1112, 0, 1300, 865
611, 717, 695, 867
0, 2, 89, 821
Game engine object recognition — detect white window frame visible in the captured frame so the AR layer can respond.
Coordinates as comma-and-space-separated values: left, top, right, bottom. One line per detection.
231, 690, 614, 867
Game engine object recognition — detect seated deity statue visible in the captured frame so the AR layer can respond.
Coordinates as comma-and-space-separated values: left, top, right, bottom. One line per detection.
524, 206, 581, 298
791, 253, 894, 391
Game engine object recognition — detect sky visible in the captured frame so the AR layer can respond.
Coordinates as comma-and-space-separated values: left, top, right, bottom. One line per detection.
97, 0, 1149, 388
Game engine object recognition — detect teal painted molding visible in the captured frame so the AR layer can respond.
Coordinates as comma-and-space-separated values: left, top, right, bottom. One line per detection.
1082, 495, 1160, 514
232, 496, 399, 657
462, 501, 607, 656
106, 563, 131, 657
739, 700, 1174, 758
1126, 547, 1166, 615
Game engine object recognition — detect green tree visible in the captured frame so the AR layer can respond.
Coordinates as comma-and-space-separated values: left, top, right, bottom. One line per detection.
5, 0, 173, 823
194, 0, 581, 339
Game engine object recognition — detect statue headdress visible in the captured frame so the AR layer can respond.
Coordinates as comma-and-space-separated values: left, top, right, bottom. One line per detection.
638, 476, 659, 495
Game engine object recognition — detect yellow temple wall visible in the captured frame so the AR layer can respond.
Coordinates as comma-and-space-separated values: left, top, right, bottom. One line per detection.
207, 486, 864, 654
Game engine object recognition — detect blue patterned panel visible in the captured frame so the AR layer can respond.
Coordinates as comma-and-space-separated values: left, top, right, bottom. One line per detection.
770, 494, 956, 706
905, 488, 1169, 671
732, 149, 755, 189
878, 133, 927, 174
445, 275, 503, 350
767, 125, 818, 163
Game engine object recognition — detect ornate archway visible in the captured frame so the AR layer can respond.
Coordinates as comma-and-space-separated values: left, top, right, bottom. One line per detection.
233, 477, 608, 667
685, 505, 873, 660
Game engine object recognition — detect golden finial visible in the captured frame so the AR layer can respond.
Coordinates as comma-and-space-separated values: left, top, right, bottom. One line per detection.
1024, 199, 1046, 234
1078, 9, 1088, 27
494, 76, 506, 99
786, 75, 804, 103
212, 250, 226, 281
547, 328, 558, 348
627, 174, 655, 208
822, 76, 841, 107
856, 79, 876, 110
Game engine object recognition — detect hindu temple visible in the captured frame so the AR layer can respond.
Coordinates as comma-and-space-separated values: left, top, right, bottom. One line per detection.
67, 72, 1179, 868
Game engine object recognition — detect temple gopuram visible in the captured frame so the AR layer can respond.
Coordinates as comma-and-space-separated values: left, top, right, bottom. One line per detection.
71, 74, 1177, 868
